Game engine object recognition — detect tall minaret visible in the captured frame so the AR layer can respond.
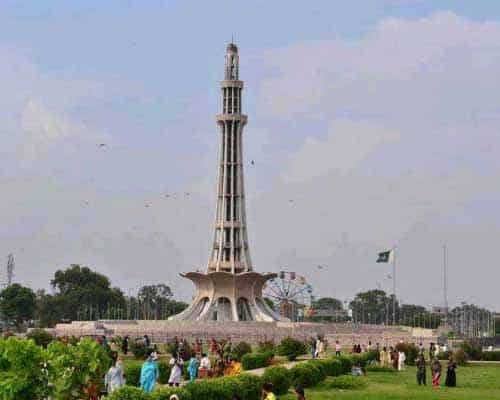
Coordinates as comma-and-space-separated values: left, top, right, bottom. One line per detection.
171, 43, 285, 322
208, 43, 253, 274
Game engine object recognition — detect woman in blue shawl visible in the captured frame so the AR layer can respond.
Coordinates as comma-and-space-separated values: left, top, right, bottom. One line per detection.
140, 350, 159, 393
187, 355, 200, 382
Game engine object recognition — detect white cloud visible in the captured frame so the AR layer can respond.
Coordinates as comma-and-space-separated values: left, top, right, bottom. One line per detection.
284, 119, 400, 182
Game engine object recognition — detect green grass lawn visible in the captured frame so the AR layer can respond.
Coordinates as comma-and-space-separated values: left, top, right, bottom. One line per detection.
280, 363, 500, 400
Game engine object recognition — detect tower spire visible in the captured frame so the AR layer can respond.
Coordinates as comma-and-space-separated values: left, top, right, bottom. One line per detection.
208, 43, 251, 274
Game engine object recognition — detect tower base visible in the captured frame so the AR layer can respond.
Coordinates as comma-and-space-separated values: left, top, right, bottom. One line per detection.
169, 271, 288, 322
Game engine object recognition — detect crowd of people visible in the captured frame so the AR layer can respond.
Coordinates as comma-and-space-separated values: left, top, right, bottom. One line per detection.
87, 334, 462, 397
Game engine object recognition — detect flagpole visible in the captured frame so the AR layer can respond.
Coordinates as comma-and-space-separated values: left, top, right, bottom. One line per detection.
392, 246, 396, 325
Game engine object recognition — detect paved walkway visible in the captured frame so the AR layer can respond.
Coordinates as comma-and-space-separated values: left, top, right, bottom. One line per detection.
246, 360, 300, 376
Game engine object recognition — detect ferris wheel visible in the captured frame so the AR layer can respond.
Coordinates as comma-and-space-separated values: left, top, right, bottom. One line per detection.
263, 271, 315, 321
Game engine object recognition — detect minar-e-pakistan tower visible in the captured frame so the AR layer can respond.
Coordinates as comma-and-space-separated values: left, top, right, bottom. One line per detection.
171, 43, 285, 322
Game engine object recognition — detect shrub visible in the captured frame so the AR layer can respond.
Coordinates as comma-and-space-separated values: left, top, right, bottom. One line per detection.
262, 365, 292, 395
26, 328, 54, 348
335, 356, 353, 374
364, 349, 380, 364
46, 338, 111, 399
107, 385, 151, 400
232, 341, 252, 361
365, 364, 397, 373
257, 340, 275, 353
0, 336, 50, 400
123, 362, 142, 386
241, 351, 273, 370
452, 348, 468, 366
461, 340, 483, 361
437, 351, 451, 360
290, 362, 323, 388
228, 374, 262, 400
277, 337, 307, 361
395, 342, 419, 366
482, 351, 500, 361
322, 358, 343, 376
152, 387, 192, 400
328, 375, 368, 390
306, 360, 328, 381
130, 340, 147, 359
185, 377, 231, 400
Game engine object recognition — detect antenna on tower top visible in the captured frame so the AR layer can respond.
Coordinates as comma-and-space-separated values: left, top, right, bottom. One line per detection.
6, 254, 14, 286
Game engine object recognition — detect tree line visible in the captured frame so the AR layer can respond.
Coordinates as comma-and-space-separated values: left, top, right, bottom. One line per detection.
0, 264, 188, 331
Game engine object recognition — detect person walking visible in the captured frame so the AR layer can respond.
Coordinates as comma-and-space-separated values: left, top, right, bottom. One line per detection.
168, 354, 184, 387
187, 354, 200, 382
431, 357, 442, 387
104, 353, 126, 394
140, 350, 159, 393
379, 346, 388, 367
335, 340, 341, 357
310, 338, 317, 359
315, 336, 324, 358
398, 350, 406, 371
416, 353, 427, 386
445, 357, 457, 387
121, 335, 129, 355
390, 347, 399, 370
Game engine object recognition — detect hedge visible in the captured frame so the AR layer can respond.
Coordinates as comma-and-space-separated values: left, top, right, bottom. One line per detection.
306, 360, 328, 381
109, 374, 261, 400
481, 351, 500, 361
231, 341, 252, 361
185, 374, 261, 400
107, 386, 151, 400
151, 387, 192, 400
321, 358, 343, 376
261, 365, 292, 395
290, 362, 323, 388
335, 355, 353, 374
277, 337, 307, 361
365, 364, 397, 373
241, 351, 274, 370
328, 375, 368, 390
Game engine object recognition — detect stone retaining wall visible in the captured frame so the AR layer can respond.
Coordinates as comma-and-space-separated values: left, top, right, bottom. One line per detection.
53, 320, 437, 347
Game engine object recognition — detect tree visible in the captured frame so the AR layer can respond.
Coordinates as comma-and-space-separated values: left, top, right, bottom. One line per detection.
49, 264, 126, 322
349, 289, 398, 325
0, 284, 36, 330
313, 297, 343, 310
135, 284, 187, 319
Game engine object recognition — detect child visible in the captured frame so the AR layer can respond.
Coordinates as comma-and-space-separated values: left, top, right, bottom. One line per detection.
262, 383, 276, 400
295, 386, 306, 400
431, 357, 442, 387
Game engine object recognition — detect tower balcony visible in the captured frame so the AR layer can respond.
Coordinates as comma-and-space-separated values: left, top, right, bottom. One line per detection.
220, 80, 244, 89
216, 114, 247, 124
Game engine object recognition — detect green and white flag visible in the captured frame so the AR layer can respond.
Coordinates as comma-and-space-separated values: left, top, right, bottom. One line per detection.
376, 250, 393, 263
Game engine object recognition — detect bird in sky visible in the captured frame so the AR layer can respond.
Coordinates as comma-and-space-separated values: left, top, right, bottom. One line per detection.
98, 143, 106, 148
145, 204, 150, 208
317, 265, 324, 270
186, 192, 191, 196
251, 160, 255, 165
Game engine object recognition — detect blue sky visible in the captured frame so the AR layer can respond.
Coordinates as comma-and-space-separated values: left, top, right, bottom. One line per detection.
1, 1, 500, 309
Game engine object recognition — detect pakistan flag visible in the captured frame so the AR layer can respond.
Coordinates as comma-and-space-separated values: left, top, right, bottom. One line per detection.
376, 250, 393, 263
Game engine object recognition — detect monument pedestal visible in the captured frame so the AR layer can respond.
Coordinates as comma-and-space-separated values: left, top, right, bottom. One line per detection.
169, 271, 288, 322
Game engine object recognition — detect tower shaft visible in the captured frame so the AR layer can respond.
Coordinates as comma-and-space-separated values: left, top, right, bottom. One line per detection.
208, 43, 252, 274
